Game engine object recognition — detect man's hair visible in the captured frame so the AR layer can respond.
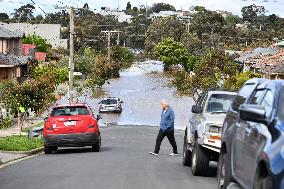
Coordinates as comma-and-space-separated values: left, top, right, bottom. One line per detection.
161, 99, 169, 106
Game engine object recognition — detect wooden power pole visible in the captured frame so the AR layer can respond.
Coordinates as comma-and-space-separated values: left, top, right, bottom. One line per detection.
101, 30, 121, 63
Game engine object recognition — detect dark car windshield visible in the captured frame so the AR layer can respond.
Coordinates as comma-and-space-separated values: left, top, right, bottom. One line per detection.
207, 94, 236, 113
102, 99, 118, 105
51, 106, 90, 117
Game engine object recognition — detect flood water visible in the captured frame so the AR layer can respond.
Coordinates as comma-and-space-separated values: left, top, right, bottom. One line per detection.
57, 61, 195, 130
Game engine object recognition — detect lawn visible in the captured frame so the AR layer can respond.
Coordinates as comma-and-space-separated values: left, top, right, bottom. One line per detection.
0, 135, 43, 151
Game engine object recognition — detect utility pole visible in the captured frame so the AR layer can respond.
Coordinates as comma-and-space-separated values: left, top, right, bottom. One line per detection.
117, 32, 120, 45
101, 30, 121, 63
69, 7, 75, 103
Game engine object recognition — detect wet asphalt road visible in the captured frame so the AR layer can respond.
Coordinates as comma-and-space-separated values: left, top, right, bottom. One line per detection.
0, 126, 217, 189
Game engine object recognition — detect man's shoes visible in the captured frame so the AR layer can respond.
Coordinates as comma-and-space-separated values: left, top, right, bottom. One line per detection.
149, 152, 159, 156
169, 153, 179, 156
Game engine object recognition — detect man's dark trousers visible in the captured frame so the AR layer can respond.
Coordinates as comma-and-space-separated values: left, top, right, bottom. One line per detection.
154, 129, 178, 154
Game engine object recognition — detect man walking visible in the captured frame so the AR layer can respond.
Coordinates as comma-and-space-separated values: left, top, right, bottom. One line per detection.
150, 100, 178, 156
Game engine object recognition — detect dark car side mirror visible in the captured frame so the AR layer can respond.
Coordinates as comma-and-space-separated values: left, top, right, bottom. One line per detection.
239, 104, 267, 124
44, 115, 48, 122
192, 105, 203, 114
96, 114, 102, 120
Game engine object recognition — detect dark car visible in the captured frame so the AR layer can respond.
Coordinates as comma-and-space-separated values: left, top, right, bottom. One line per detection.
217, 78, 284, 189
43, 103, 101, 154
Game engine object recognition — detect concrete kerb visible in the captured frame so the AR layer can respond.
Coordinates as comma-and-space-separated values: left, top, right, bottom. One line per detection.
0, 147, 43, 166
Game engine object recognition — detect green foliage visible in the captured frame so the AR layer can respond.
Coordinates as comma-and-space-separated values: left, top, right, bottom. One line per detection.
241, 4, 265, 23
180, 32, 202, 54
172, 49, 240, 101
189, 9, 225, 38
86, 54, 122, 88
0, 135, 43, 151
111, 46, 134, 68
31, 65, 68, 85
0, 64, 67, 115
154, 38, 190, 71
22, 34, 50, 52
12, 4, 35, 22
0, 117, 13, 130
224, 71, 262, 90
151, 3, 176, 13
145, 17, 185, 56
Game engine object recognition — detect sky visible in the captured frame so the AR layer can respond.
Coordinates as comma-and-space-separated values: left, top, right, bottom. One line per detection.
0, 0, 284, 17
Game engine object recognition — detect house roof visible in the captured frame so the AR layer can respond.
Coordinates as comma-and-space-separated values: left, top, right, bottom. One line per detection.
0, 26, 24, 39
235, 48, 278, 63
262, 62, 284, 75
0, 53, 32, 67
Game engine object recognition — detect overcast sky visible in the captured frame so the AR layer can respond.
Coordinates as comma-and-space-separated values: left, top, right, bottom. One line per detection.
0, 0, 284, 17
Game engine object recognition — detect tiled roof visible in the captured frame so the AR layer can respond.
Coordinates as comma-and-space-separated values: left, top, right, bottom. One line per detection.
262, 62, 284, 75
0, 53, 31, 67
0, 26, 24, 38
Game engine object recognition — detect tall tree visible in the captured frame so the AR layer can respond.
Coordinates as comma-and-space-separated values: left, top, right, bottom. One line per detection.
241, 4, 265, 23
12, 4, 35, 22
151, 3, 176, 13
0, 13, 9, 22
145, 16, 185, 56
189, 8, 225, 39
126, 2, 132, 10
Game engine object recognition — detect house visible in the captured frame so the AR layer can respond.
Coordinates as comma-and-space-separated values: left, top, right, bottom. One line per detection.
0, 53, 32, 82
0, 23, 68, 49
100, 9, 133, 23
0, 26, 23, 55
262, 62, 284, 79
0, 26, 32, 82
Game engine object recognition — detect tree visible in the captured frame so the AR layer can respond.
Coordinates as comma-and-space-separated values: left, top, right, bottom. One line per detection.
154, 38, 189, 71
22, 34, 50, 52
151, 3, 176, 13
43, 10, 70, 27
172, 49, 240, 101
241, 4, 265, 23
111, 46, 134, 68
189, 8, 225, 38
0, 13, 9, 22
145, 16, 185, 56
12, 4, 35, 22
225, 15, 242, 27
224, 71, 262, 90
180, 32, 201, 54
126, 2, 132, 10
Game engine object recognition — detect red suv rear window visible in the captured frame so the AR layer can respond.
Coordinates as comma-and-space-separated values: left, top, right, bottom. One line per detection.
51, 106, 90, 117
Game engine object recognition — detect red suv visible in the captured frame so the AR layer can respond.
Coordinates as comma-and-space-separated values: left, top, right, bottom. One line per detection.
43, 103, 101, 154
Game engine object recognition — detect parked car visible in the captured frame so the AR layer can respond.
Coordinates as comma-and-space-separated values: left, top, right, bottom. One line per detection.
217, 78, 284, 189
183, 89, 237, 176
43, 103, 101, 154
99, 97, 123, 113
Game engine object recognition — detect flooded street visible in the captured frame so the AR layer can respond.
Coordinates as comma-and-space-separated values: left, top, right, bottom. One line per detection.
58, 61, 194, 130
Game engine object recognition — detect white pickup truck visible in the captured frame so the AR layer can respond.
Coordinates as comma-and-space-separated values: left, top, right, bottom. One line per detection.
182, 89, 237, 176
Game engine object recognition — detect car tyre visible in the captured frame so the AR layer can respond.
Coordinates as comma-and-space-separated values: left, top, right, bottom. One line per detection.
92, 135, 101, 152
44, 145, 52, 154
253, 167, 273, 189
191, 140, 209, 176
183, 134, 192, 166
217, 150, 233, 189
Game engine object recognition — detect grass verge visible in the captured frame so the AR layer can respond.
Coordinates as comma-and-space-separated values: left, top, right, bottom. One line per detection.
0, 135, 43, 151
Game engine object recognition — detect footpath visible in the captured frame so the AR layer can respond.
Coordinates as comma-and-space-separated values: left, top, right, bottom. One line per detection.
0, 117, 44, 166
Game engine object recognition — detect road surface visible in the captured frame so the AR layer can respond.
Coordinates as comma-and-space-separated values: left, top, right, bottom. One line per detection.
0, 126, 217, 189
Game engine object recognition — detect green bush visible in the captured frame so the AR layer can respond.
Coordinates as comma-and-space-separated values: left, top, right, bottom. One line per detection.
0, 135, 43, 151
22, 34, 50, 52
0, 117, 13, 130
